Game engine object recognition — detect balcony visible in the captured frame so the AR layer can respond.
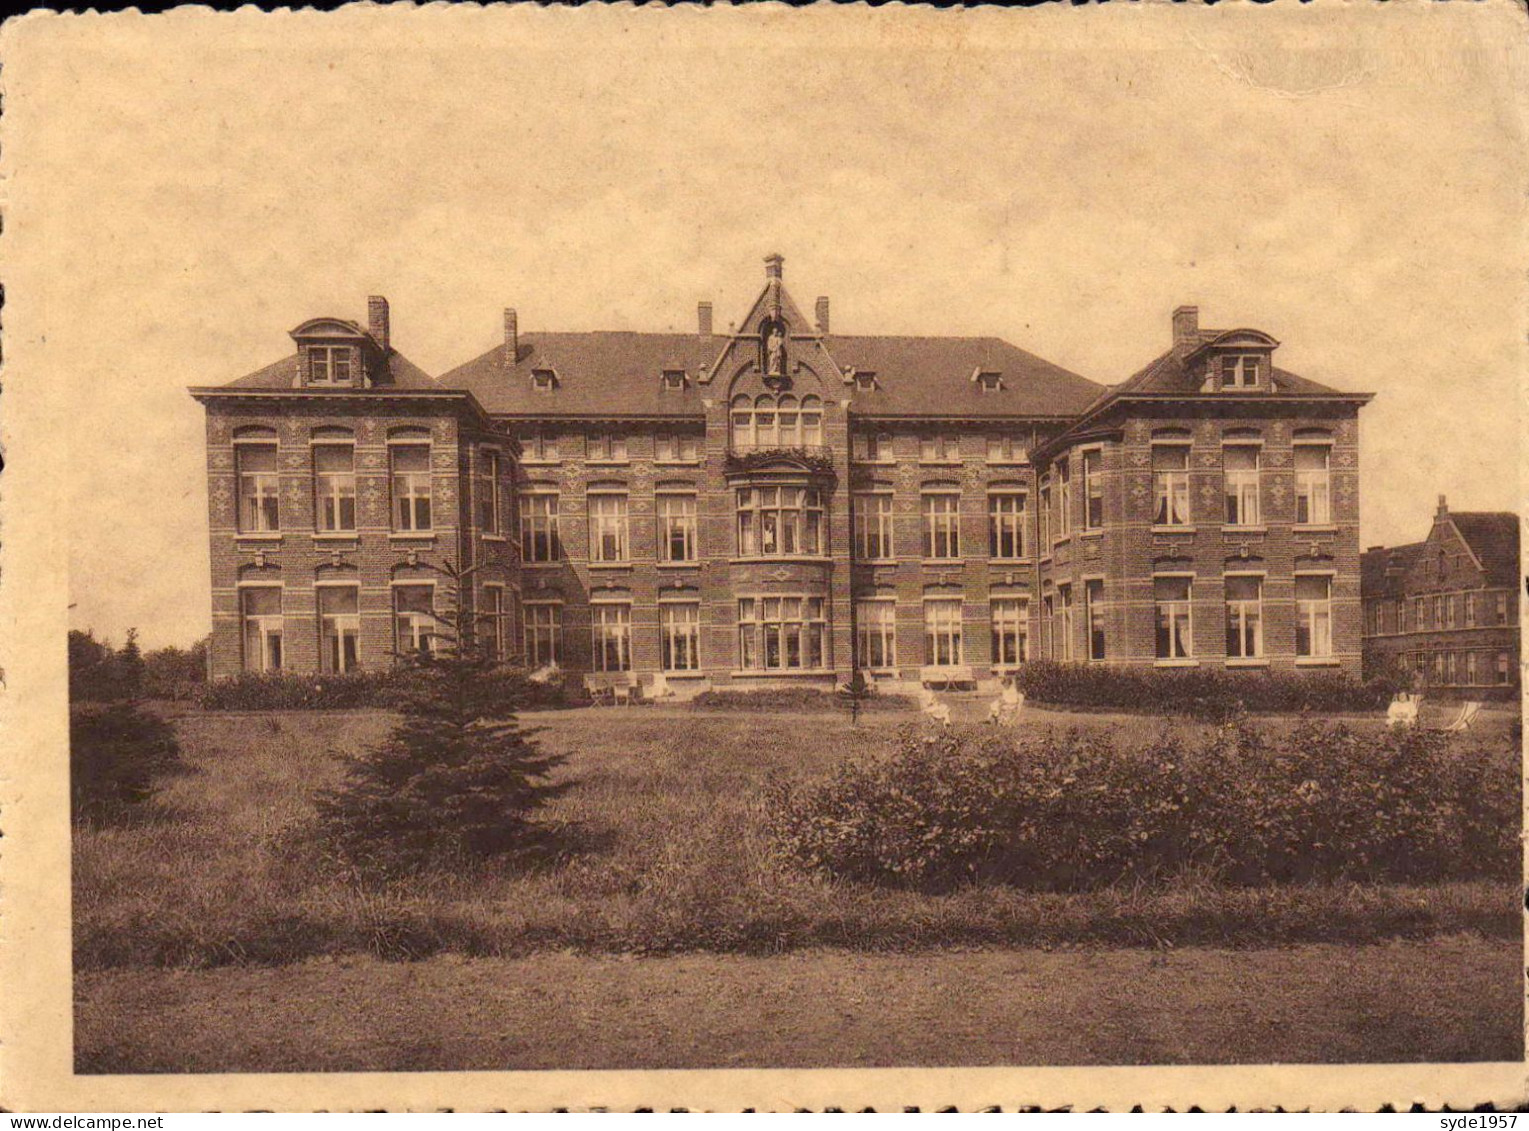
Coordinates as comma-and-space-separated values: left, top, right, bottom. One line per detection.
724, 446, 835, 478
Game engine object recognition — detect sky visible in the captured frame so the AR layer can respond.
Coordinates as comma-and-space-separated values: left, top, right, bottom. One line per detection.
13, 4, 1525, 649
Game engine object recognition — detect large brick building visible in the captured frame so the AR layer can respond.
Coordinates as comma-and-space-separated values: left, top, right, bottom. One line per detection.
192, 256, 1373, 691
1361, 499, 1520, 698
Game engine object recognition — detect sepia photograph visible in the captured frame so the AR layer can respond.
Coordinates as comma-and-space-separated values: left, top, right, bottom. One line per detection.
1, 1, 1524, 1112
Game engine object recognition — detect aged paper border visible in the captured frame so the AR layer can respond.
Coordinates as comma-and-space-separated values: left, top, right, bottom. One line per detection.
1, 1, 1525, 1111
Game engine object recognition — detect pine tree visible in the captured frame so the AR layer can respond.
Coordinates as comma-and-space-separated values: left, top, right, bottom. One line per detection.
315, 562, 571, 874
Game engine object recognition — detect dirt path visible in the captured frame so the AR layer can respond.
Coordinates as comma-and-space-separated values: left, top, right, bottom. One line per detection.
77, 935, 1519, 1073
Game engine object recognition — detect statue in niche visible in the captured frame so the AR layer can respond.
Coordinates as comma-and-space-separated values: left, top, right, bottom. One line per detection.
762, 318, 787, 378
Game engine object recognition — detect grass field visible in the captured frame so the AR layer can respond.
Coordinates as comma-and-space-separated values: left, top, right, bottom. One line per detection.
75, 703, 1520, 970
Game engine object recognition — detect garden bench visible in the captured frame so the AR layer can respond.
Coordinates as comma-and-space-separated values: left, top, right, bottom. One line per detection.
920, 664, 976, 690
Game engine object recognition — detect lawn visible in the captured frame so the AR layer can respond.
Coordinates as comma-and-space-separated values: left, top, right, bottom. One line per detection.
74, 703, 1520, 970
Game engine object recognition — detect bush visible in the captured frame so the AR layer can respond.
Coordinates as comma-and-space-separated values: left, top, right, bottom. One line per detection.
765, 720, 1519, 892
199, 670, 405, 711
70, 702, 182, 821
692, 687, 911, 713
1013, 662, 1400, 720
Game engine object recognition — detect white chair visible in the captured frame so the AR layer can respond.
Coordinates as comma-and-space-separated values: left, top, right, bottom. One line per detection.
1386, 692, 1420, 728
529, 661, 561, 685
1443, 700, 1483, 733
918, 686, 952, 728
987, 682, 1025, 726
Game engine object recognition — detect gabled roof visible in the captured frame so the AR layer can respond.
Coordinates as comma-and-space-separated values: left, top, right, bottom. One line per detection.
1446, 512, 1521, 589
1098, 345, 1352, 405
1361, 541, 1424, 598
213, 349, 442, 393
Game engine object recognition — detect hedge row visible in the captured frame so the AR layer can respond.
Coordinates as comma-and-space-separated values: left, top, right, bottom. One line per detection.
1013, 662, 1400, 719
765, 720, 1519, 891
690, 687, 912, 713
198, 668, 577, 712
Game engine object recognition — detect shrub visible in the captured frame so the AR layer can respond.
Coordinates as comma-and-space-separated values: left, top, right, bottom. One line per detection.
70, 701, 182, 821
199, 670, 405, 711
1013, 661, 1400, 719
765, 720, 1519, 892
692, 687, 911, 713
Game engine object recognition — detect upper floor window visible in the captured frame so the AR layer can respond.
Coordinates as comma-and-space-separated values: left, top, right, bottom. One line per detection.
389, 434, 432, 532
919, 434, 960, 464
657, 493, 698, 563
1038, 477, 1052, 549
1294, 439, 1332, 524
853, 431, 894, 463
737, 485, 823, 557
988, 491, 1027, 560
974, 370, 1003, 392
531, 368, 558, 391
521, 492, 560, 562
1219, 354, 1260, 389
1496, 592, 1510, 625
522, 427, 559, 463
656, 432, 700, 463
1081, 449, 1104, 530
313, 438, 356, 533
588, 492, 630, 563
1224, 444, 1261, 526
588, 432, 628, 463
986, 435, 1028, 465
922, 491, 961, 559
236, 436, 280, 534
1465, 593, 1477, 627
730, 394, 823, 451
1152, 444, 1191, 526
1056, 459, 1073, 538
853, 492, 894, 561
307, 345, 353, 386
477, 449, 502, 535
661, 369, 687, 391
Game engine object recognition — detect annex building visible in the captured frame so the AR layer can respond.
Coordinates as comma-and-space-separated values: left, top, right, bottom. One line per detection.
192, 256, 1373, 691
1361, 498, 1520, 698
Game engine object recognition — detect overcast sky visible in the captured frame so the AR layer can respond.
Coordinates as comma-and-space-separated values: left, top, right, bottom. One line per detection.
17, 5, 1524, 649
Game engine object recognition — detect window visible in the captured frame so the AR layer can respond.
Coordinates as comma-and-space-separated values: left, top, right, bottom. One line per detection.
1433, 595, 1444, 628
1056, 460, 1073, 538
523, 603, 561, 667
1152, 445, 1191, 526
1038, 478, 1052, 549
313, 442, 356, 533
1086, 579, 1105, 661
1225, 576, 1264, 660
1155, 577, 1193, 660
479, 585, 506, 660
531, 369, 557, 391
1466, 651, 1479, 685
393, 585, 437, 657
922, 492, 961, 559
390, 442, 432, 532
991, 598, 1029, 667
1465, 593, 1477, 627
975, 370, 1003, 392
656, 432, 700, 463
1444, 594, 1457, 629
1446, 651, 1458, 685
317, 586, 359, 673
854, 493, 894, 561
307, 344, 352, 385
1497, 652, 1512, 685
987, 435, 1028, 465
1432, 652, 1446, 683
988, 492, 1027, 560
855, 600, 897, 669
1496, 593, 1510, 625
1219, 354, 1259, 388
730, 394, 823, 450
853, 432, 893, 463
1296, 576, 1333, 659
588, 432, 628, 463
236, 442, 280, 533
1294, 444, 1332, 524
660, 602, 701, 671
522, 428, 559, 462
737, 486, 823, 557
588, 493, 630, 563
661, 369, 686, 391
1415, 597, 1426, 630
919, 434, 959, 464
1041, 593, 1054, 658
1082, 450, 1104, 530
923, 599, 964, 667
1223, 445, 1261, 526
591, 604, 632, 672
240, 587, 283, 672
477, 449, 501, 535
520, 493, 561, 562
1056, 584, 1074, 661
658, 493, 698, 562
738, 597, 826, 671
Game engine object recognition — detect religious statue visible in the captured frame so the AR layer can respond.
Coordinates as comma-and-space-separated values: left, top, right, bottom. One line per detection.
764, 322, 786, 377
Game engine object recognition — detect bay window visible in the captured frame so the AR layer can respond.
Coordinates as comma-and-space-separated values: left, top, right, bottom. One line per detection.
738, 596, 826, 671
736, 485, 823, 557
730, 394, 823, 450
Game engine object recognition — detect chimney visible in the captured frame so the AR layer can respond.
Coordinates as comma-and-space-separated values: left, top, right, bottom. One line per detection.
504, 308, 518, 363
367, 295, 390, 354
764, 252, 784, 281
815, 296, 830, 335
1172, 304, 1199, 350
697, 301, 713, 338
1436, 494, 1449, 518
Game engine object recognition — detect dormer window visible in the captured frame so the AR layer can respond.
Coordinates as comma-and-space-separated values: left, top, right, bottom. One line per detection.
532, 368, 558, 391
1219, 355, 1261, 389
307, 345, 353, 386
847, 367, 878, 391
973, 369, 1004, 392
661, 369, 687, 391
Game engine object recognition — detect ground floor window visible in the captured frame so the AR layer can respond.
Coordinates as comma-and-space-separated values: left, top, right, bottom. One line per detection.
660, 602, 701, 671
318, 585, 359, 673
1225, 575, 1264, 660
524, 603, 561, 667
1498, 652, 1512, 685
393, 584, 437, 658
241, 586, 283, 672
1154, 577, 1193, 660
739, 597, 826, 671
480, 585, 506, 660
1085, 579, 1105, 661
924, 599, 964, 667
855, 600, 897, 670
1056, 584, 1074, 662
591, 603, 632, 672
991, 597, 1028, 667
1296, 575, 1333, 659
1466, 651, 1479, 686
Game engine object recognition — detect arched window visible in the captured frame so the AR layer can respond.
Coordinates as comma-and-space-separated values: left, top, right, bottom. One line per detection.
730, 393, 825, 451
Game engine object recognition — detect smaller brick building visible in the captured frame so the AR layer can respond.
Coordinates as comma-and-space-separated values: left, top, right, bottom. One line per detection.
1361, 498, 1520, 697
